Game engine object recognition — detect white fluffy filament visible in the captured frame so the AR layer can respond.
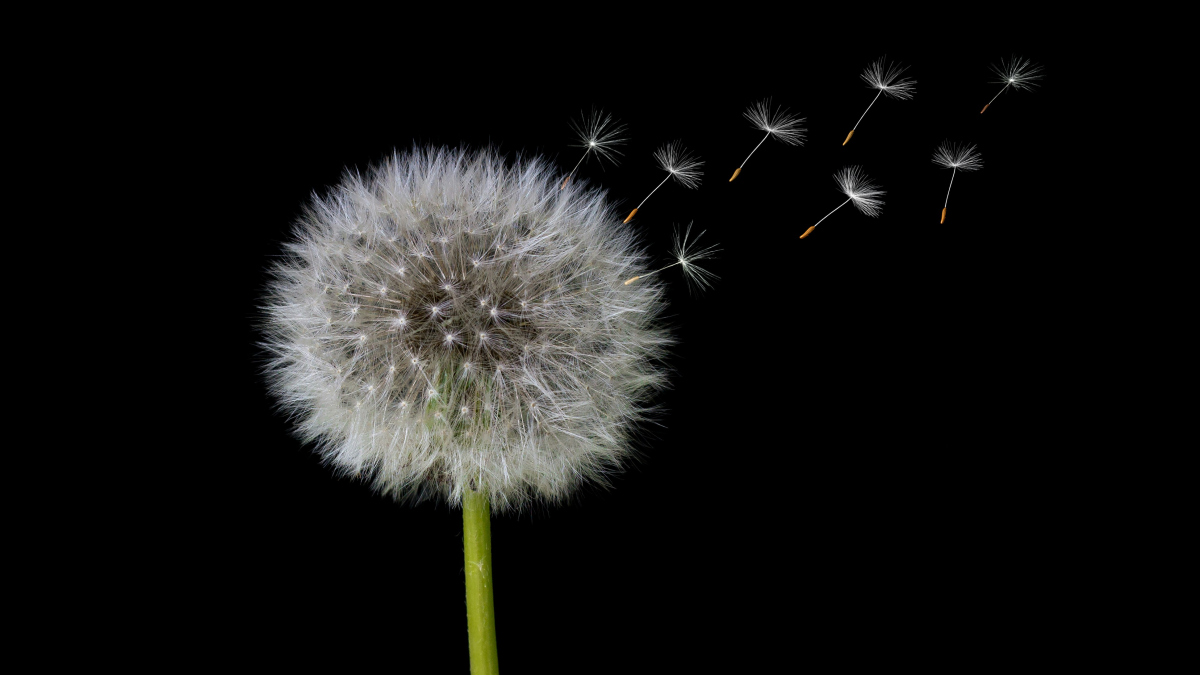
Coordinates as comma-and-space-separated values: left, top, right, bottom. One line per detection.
933, 141, 983, 210
982, 56, 1044, 112
845, 57, 916, 143
564, 109, 627, 188
637, 141, 703, 210
739, 98, 807, 168
804, 166, 885, 236
624, 223, 719, 292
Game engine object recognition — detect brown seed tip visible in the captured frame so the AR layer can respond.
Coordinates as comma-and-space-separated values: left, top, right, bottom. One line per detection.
623, 208, 638, 224
799, 225, 816, 239
623, 276, 641, 286
730, 167, 742, 182
980, 104, 989, 114
940, 207, 947, 224
842, 130, 855, 146
561, 175, 571, 190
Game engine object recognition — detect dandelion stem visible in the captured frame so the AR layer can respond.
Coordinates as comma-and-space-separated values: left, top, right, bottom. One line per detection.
741, 131, 771, 167
813, 198, 852, 229
984, 83, 1012, 106
944, 167, 956, 208
852, 90, 883, 134
568, 149, 590, 180
563, 150, 591, 188
627, 260, 683, 284
464, 489, 499, 675
636, 174, 673, 210
984, 82, 1010, 110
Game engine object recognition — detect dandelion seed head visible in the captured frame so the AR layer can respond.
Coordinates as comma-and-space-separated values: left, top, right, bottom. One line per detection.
932, 141, 983, 172
262, 147, 671, 511
744, 98, 807, 146
991, 56, 1043, 91
861, 56, 916, 100
835, 166, 886, 217
654, 141, 704, 189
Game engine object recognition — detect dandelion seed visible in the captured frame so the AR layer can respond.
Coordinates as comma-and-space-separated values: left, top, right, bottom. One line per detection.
624, 222, 719, 291
562, 109, 627, 189
981, 56, 1043, 113
624, 141, 703, 223
800, 166, 885, 239
932, 141, 982, 223
730, 98, 806, 182
843, 56, 915, 146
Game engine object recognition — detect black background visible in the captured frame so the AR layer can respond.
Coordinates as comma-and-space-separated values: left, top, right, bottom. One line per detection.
192, 15, 1071, 672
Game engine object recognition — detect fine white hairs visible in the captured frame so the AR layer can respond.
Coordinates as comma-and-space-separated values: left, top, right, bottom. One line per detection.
730, 98, 807, 181
654, 141, 704, 190
933, 141, 984, 172
801, 166, 885, 238
623, 222, 719, 291
562, 109, 627, 189
262, 147, 672, 511
624, 141, 704, 223
933, 141, 983, 222
843, 56, 916, 145
981, 56, 1044, 113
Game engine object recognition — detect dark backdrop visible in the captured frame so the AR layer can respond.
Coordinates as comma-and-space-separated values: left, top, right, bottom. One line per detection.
194, 17, 1068, 672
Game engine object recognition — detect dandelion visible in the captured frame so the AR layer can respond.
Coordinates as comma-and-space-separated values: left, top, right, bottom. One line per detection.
263, 147, 673, 674
623, 141, 703, 223
843, 56, 915, 146
981, 56, 1043, 113
932, 141, 983, 223
730, 98, 806, 182
561, 108, 627, 189
624, 222, 719, 291
800, 166, 885, 239
265, 147, 669, 506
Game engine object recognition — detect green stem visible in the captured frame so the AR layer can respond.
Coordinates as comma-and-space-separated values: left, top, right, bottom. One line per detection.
463, 489, 499, 675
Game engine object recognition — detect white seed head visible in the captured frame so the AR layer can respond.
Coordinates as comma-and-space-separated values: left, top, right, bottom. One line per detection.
932, 141, 983, 172
654, 141, 704, 189
570, 109, 628, 166
860, 56, 916, 100
834, 166, 886, 217
263, 147, 671, 511
991, 55, 1044, 91
744, 98, 807, 146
